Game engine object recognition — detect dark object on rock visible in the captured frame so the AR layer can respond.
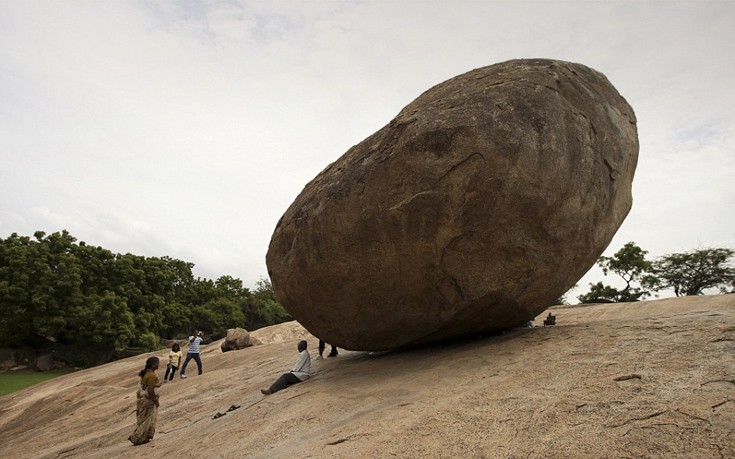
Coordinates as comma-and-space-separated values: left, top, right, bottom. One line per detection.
267, 58, 638, 351
220, 328, 260, 352
543, 313, 557, 326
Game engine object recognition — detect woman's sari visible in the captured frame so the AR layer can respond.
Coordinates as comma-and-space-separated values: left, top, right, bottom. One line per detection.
128, 372, 160, 445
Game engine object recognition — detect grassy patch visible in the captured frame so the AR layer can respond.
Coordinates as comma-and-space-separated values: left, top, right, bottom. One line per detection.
0, 370, 73, 397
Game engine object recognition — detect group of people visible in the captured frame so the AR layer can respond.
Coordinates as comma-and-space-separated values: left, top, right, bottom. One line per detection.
162, 330, 204, 382
128, 333, 336, 446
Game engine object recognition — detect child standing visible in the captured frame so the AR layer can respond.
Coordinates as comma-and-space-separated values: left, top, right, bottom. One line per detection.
164, 343, 182, 382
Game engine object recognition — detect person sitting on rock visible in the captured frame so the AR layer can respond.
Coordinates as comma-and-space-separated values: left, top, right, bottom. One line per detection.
317, 339, 338, 359
543, 313, 556, 326
261, 340, 311, 395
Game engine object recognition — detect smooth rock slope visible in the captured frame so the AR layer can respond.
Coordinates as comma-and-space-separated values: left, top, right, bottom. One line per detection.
0, 295, 732, 458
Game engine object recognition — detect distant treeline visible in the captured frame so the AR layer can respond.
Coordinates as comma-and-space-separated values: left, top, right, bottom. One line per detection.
572, 242, 734, 304
0, 230, 290, 353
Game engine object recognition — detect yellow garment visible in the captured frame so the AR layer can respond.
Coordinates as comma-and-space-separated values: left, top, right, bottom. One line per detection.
168, 350, 182, 367
140, 371, 160, 393
128, 396, 158, 445
129, 371, 161, 446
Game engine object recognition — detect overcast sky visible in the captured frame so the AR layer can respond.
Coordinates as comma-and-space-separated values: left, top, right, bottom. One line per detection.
1, 1, 733, 299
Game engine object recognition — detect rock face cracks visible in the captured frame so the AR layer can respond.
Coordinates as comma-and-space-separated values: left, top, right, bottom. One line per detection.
266, 59, 639, 351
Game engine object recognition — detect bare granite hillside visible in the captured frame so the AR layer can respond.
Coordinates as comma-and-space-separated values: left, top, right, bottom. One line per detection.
0, 295, 733, 458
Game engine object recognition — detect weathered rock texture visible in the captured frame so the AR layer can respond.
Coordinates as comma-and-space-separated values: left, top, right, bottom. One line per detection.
267, 59, 638, 351
220, 328, 260, 352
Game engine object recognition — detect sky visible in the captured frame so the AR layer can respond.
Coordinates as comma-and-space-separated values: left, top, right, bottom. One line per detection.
1, 1, 733, 299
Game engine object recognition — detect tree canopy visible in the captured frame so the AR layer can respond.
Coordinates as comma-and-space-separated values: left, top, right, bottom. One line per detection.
0, 230, 290, 355
578, 242, 653, 303
645, 248, 735, 296
578, 242, 734, 303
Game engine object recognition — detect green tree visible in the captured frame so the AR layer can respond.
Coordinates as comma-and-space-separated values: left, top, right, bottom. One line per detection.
646, 248, 735, 296
215, 275, 246, 298
160, 301, 191, 339
0, 233, 36, 346
597, 242, 653, 301
241, 277, 291, 330
578, 282, 624, 303
70, 292, 136, 349
0, 231, 86, 345
578, 242, 653, 303
192, 298, 244, 339
0, 229, 294, 364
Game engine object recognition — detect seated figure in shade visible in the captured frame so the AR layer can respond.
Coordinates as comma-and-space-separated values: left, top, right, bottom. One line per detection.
261, 340, 311, 395
543, 313, 556, 326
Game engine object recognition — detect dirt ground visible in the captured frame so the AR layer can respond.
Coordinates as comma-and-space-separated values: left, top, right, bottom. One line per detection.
0, 294, 733, 458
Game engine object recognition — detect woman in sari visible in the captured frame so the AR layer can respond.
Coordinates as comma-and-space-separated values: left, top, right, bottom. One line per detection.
128, 356, 161, 445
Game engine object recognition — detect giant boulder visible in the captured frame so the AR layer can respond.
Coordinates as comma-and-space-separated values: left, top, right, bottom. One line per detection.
266, 59, 638, 351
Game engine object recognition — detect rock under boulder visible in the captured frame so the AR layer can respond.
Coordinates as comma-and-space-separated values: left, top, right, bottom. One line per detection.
221, 328, 260, 352
266, 58, 638, 351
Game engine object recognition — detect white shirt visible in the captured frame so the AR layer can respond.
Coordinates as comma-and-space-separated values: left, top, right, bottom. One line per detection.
187, 336, 203, 353
290, 350, 311, 381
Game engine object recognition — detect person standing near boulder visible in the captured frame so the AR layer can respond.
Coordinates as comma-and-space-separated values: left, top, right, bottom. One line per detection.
180, 330, 204, 379
128, 356, 161, 445
261, 340, 311, 395
317, 339, 338, 359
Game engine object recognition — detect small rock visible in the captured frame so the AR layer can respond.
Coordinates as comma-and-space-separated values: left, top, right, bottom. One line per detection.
221, 328, 258, 352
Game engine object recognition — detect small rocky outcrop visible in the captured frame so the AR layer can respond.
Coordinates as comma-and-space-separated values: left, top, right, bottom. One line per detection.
220, 328, 260, 352
267, 58, 639, 351
0, 349, 17, 371
34, 353, 57, 372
